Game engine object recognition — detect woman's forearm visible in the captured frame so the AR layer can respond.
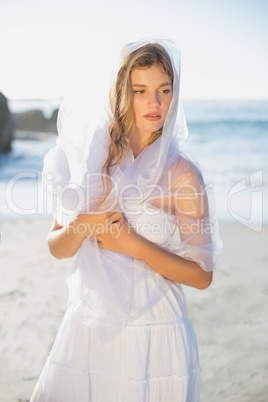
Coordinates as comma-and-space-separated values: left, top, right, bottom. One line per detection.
96, 219, 212, 289
47, 211, 123, 259
47, 218, 87, 259
134, 237, 212, 289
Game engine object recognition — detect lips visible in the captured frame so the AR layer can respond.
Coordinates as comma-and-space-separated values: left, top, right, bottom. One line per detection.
143, 112, 161, 121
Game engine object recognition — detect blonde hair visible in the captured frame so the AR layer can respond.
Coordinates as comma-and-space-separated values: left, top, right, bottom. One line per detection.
100, 43, 174, 204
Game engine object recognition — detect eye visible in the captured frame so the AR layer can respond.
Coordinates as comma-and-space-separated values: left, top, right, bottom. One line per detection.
161, 89, 171, 94
133, 90, 145, 94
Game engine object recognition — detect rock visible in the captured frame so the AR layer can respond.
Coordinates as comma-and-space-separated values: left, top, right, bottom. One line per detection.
15, 108, 59, 133
0, 92, 14, 154
47, 108, 59, 132
15, 110, 48, 132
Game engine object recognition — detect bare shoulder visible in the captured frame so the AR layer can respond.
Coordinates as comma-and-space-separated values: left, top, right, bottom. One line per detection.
172, 154, 205, 189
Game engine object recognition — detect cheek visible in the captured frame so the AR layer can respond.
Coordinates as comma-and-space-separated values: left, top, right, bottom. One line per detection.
132, 99, 143, 117
165, 96, 173, 113
168, 94, 173, 107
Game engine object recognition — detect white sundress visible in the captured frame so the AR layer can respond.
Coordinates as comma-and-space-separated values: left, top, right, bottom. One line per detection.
31, 206, 200, 402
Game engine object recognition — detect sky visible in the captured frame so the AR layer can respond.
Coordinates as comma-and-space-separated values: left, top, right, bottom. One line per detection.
0, 0, 267, 100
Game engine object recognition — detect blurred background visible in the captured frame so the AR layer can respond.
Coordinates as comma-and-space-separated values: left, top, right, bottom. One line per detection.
0, 1, 268, 401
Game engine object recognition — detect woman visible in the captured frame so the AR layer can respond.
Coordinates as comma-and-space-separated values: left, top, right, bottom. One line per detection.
31, 37, 222, 401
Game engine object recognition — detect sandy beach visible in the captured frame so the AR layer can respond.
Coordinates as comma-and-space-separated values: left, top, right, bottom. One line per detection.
0, 218, 267, 402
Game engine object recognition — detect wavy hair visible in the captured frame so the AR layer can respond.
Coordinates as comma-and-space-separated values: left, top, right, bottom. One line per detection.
100, 43, 174, 205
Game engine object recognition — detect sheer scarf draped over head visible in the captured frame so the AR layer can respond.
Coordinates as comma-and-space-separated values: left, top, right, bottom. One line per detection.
43, 37, 222, 343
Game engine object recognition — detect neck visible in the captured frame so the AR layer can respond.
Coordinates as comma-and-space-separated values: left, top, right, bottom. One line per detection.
129, 129, 151, 158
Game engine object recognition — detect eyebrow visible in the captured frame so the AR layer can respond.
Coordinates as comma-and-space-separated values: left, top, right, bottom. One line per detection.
131, 82, 172, 87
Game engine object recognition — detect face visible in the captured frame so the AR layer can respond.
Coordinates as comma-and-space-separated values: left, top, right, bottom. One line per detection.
130, 64, 173, 140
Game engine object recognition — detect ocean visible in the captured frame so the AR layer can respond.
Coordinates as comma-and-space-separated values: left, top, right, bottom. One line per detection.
0, 99, 267, 231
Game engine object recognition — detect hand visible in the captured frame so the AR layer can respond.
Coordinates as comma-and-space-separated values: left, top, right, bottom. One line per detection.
97, 217, 142, 258
69, 211, 124, 237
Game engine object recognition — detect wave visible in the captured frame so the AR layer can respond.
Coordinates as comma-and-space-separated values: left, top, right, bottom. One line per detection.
188, 119, 268, 127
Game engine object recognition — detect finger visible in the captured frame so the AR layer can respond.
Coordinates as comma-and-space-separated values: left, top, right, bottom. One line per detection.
110, 217, 125, 227
96, 235, 102, 245
119, 217, 126, 227
109, 218, 125, 237
108, 211, 123, 224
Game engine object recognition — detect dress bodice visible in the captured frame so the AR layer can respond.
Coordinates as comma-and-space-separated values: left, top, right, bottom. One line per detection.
125, 204, 180, 248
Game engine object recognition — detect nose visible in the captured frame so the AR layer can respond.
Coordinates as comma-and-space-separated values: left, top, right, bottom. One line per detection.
148, 91, 161, 107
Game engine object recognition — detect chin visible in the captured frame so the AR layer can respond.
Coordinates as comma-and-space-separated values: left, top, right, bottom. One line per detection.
146, 123, 163, 133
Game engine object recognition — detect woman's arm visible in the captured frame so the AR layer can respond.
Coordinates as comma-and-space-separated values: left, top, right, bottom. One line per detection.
47, 211, 123, 259
97, 220, 212, 289
47, 218, 85, 260
135, 237, 212, 289
97, 157, 214, 289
